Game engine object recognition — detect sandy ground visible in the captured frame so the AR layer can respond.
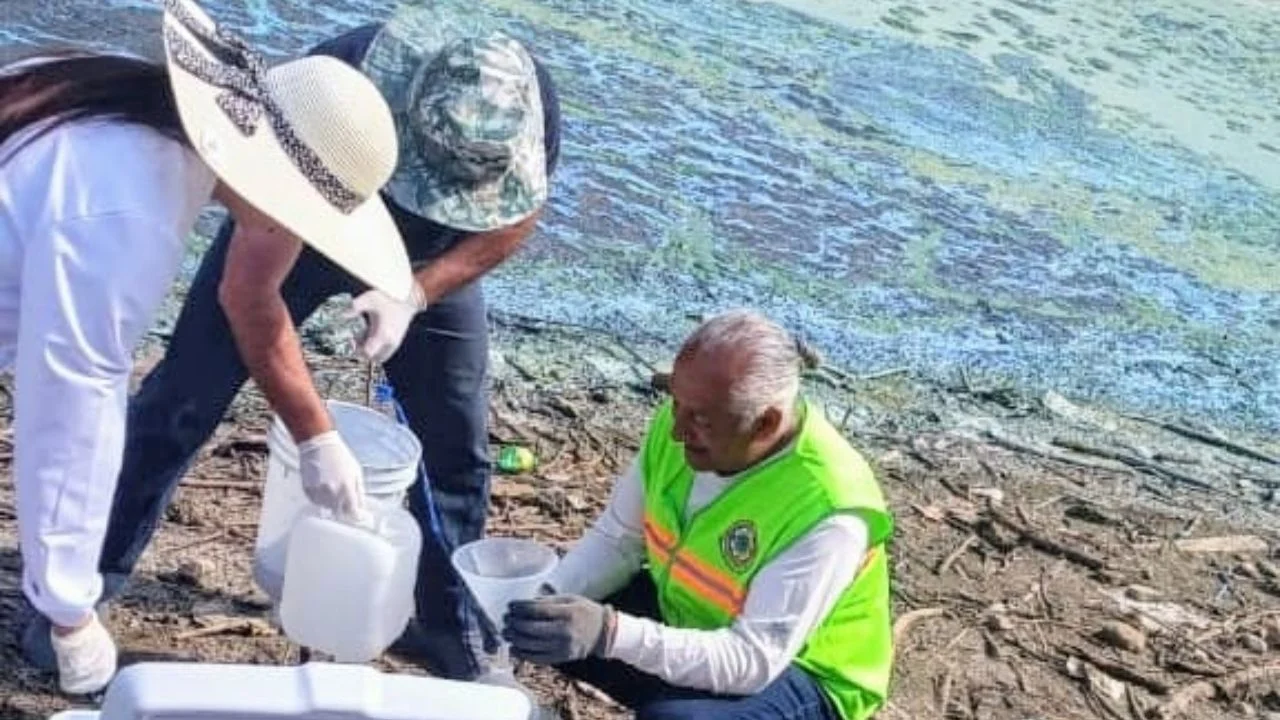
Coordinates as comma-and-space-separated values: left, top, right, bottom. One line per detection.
2, 317, 1278, 719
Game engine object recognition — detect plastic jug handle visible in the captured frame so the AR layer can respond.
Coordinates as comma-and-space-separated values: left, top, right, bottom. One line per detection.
314, 504, 378, 533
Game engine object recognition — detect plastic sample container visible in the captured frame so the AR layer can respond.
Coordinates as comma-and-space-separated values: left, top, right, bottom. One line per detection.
253, 400, 422, 602
279, 506, 422, 662
451, 538, 559, 633
451, 538, 559, 715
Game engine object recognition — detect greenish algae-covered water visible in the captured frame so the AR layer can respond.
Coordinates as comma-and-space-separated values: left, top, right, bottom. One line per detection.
3, 0, 1277, 432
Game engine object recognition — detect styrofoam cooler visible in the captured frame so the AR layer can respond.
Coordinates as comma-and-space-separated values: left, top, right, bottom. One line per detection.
47, 662, 532, 719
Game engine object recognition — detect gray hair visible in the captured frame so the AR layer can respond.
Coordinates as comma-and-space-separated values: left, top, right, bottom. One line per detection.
681, 309, 813, 427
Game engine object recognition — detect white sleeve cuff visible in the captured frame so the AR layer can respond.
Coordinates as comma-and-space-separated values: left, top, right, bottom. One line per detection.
605, 610, 649, 661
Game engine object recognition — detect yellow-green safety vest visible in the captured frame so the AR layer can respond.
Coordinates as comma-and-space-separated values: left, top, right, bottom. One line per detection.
639, 399, 894, 720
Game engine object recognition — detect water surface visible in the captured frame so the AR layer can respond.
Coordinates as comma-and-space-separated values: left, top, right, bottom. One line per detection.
3, 0, 1277, 432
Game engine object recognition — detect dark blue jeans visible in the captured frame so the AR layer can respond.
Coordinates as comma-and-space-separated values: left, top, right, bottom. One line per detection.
96, 217, 491, 680
558, 575, 840, 720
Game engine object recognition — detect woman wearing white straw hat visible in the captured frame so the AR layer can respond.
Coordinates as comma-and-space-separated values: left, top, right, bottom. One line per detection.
0, 0, 412, 694
87, 3, 563, 684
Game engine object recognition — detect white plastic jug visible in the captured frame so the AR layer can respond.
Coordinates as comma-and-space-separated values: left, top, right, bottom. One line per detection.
51, 661, 531, 720
279, 506, 422, 662
253, 399, 422, 603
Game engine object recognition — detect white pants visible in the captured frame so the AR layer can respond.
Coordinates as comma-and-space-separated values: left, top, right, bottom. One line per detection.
0, 115, 213, 627
0, 213, 186, 626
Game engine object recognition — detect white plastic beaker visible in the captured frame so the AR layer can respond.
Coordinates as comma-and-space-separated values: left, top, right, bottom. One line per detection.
451, 537, 559, 639
451, 538, 558, 715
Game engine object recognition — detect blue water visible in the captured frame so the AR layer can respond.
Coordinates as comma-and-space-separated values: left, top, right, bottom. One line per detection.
4, 0, 1278, 433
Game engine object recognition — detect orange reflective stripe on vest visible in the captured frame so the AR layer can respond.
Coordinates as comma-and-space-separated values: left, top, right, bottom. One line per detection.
857, 546, 879, 576
644, 515, 745, 616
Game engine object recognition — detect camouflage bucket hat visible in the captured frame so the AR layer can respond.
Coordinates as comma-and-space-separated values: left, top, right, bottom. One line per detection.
361, 6, 547, 232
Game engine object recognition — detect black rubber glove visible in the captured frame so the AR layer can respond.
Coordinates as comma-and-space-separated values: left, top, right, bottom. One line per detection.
503, 594, 614, 665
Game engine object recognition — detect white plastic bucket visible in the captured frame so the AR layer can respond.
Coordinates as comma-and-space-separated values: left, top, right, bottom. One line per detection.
252, 400, 422, 603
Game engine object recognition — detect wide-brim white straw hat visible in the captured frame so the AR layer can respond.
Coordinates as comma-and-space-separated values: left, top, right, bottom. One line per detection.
161, 0, 415, 303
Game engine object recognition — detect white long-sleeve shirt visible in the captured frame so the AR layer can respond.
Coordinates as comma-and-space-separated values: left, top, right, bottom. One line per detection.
549, 451, 869, 696
0, 110, 214, 624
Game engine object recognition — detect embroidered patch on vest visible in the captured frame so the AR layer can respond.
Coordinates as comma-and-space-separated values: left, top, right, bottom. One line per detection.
721, 519, 758, 572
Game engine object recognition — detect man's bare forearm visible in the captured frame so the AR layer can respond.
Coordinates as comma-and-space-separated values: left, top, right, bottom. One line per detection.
415, 212, 539, 303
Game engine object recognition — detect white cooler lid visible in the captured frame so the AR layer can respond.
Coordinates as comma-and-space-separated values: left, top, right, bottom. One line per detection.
78, 662, 531, 720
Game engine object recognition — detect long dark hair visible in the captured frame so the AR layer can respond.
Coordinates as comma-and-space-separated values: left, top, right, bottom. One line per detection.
0, 50, 187, 164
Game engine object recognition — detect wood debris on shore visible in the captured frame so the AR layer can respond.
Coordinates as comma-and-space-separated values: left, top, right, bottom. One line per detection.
1, 324, 1277, 720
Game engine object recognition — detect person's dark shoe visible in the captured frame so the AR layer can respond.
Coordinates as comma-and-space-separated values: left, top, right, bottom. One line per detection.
386, 619, 483, 681
21, 610, 58, 672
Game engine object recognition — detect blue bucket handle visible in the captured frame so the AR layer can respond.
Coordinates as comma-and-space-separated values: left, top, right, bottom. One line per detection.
374, 381, 447, 548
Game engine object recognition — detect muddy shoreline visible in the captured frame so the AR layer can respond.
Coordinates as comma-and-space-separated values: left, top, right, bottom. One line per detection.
1, 325, 1277, 719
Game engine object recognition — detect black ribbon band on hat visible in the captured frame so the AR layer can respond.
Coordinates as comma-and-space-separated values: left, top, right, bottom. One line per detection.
163, 0, 364, 214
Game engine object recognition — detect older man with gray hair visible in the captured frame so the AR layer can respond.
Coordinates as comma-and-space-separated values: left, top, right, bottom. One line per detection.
503, 310, 896, 720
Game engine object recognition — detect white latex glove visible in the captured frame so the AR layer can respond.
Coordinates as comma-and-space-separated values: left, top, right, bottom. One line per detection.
297, 430, 367, 523
346, 284, 427, 364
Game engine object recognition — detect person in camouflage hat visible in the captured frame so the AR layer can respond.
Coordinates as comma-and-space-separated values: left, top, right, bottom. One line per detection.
361, 1, 551, 234
367, 9, 549, 232
20, 2, 562, 683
